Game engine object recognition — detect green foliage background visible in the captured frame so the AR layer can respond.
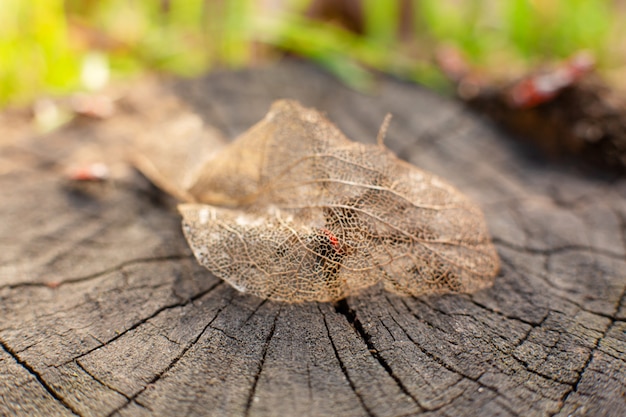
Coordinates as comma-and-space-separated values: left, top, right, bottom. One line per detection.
1, 0, 624, 107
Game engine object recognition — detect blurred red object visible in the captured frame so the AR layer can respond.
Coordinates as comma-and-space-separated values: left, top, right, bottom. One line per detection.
67, 162, 110, 182
508, 51, 595, 109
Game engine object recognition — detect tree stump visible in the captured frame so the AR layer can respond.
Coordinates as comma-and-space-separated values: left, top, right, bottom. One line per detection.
1, 61, 625, 417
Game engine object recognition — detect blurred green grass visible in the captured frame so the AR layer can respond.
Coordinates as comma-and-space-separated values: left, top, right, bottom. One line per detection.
1, 0, 624, 107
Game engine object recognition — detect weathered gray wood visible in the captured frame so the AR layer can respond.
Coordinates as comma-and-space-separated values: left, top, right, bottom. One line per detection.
1, 61, 625, 417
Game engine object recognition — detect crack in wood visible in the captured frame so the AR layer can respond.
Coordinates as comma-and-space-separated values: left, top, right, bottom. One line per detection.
36, 217, 121, 270
319, 305, 375, 417
548, 251, 626, 415
493, 237, 626, 260
409, 296, 574, 396
543, 185, 621, 211
593, 324, 626, 363
417, 296, 540, 342
419, 377, 469, 414
549, 319, 614, 417
4, 209, 112, 271
242, 298, 268, 326
0, 337, 82, 417
243, 307, 281, 417
421, 310, 564, 394
334, 299, 425, 412
4, 279, 181, 332
75, 359, 131, 401
393, 298, 522, 416
388, 308, 476, 383
106, 292, 232, 417
510, 315, 548, 351
469, 297, 545, 327
1, 254, 194, 290
505, 344, 577, 387
61, 281, 223, 367
498, 255, 618, 321
413, 289, 605, 392
378, 316, 398, 343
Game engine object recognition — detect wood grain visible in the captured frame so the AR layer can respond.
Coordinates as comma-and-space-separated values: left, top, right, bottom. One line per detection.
1, 61, 624, 417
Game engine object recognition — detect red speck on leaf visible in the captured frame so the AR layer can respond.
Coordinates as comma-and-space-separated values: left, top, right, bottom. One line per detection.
320, 228, 341, 251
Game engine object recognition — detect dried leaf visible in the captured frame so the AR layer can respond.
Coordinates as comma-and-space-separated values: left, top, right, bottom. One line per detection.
138, 100, 499, 302
131, 112, 226, 202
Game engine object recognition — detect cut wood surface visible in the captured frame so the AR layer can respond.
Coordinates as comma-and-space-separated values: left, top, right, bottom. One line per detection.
1, 61, 625, 417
